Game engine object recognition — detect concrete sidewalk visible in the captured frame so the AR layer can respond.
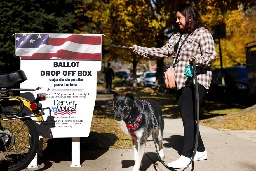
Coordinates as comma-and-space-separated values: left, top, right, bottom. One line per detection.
35, 118, 256, 171
32, 87, 256, 171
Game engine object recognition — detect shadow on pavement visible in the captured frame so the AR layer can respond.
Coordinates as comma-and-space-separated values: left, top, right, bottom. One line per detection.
163, 135, 184, 155
121, 148, 179, 171
121, 160, 135, 168
143, 152, 177, 171
38, 132, 117, 170
142, 152, 159, 171
121, 152, 159, 171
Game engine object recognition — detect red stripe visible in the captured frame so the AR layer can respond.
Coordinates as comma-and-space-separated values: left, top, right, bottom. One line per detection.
48, 35, 102, 46
20, 50, 101, 60
54, 112, 76, 114
55, 111, 76, 113
54, 111, 76, 115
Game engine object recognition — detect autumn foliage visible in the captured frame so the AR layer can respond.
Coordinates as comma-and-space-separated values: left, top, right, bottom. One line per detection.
79, 0, 256, 70
0, 0, 255, 74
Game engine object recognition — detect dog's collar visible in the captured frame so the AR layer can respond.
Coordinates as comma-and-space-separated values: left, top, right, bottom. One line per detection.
126, 114, 143, 138
125, 100, 153, 139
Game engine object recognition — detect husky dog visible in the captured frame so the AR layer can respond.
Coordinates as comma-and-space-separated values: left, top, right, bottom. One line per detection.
113, 93, 165, 171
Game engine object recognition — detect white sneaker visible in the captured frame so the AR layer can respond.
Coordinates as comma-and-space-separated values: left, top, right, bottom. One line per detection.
193, 151, 207, 161
168, 155, 191, 169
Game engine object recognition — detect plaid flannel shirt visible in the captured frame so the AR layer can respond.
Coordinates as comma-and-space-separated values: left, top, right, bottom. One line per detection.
133, 27, 217, 90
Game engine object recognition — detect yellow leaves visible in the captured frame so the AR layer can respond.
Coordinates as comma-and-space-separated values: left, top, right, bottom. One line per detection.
79, 1, 255, 67
149, 19, 160, 29
201, 7, 223, 27
202, 5, 255, 68
127, 6, 132, 12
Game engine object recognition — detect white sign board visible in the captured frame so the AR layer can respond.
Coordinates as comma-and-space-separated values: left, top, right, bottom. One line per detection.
16, 33, 102, 138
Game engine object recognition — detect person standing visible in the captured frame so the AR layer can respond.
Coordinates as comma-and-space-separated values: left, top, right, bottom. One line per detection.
129, 3, 216, 169
104, 63, 115, 93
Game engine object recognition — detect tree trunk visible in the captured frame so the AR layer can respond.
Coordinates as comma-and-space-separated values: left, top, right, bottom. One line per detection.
156, 58, 164, 86
132, 55, 138, 88
156, 33, 166, 88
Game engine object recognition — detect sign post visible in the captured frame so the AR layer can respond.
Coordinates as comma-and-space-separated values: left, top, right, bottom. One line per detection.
15, 33, 103, 168
212, 24, 226, 86
71, 137, 81, 167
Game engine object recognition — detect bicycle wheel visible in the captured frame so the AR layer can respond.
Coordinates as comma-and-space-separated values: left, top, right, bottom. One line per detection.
0, 118, 39, 171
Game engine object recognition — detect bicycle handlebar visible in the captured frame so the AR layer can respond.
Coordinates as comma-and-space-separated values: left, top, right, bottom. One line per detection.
0, 87, 42, 93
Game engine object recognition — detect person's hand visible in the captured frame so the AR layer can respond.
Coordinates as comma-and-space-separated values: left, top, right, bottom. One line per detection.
189, 56, 196, 63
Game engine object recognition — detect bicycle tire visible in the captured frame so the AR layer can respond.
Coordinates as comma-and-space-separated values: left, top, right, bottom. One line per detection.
1, 118, 39, 171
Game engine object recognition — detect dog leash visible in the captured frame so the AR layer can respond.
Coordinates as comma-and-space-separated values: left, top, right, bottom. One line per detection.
103, 44, 129, 49
182, 59, 200, 171
149, 60, 200, 171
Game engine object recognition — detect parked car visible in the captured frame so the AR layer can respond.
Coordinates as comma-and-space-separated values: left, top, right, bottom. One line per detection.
127, 72, 144, 86
143, 71, 156, 87
208, 66, 250, 102
115, 71, 128, 80
136, 72, 144, 84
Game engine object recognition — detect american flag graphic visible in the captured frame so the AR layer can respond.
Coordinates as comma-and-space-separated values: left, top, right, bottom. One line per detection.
15, 33, 103, 60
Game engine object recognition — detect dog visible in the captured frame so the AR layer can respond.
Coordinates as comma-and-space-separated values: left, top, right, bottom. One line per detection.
113, 93, 165, 171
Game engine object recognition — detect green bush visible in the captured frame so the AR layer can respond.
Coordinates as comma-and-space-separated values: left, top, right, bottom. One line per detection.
113, 78, 129, 87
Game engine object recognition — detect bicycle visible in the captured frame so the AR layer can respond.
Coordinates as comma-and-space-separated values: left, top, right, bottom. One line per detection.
0, 70, 46, 171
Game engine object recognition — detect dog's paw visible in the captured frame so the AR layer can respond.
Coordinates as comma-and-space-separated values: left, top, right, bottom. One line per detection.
159, 149, 165, 161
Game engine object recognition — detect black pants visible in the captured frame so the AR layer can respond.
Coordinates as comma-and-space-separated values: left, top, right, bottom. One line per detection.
176, 84, 206, 157
105, 78, 113, 90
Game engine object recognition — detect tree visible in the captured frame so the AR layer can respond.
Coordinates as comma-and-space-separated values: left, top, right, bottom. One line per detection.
78, 0, 163, 87
143, 0, 256, 86
201, 5, 256, 68
0, 0, 82, 73
83, 0, 256, 87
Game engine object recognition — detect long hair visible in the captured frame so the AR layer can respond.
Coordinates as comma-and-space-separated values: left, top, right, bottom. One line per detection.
177, 4, 202, 33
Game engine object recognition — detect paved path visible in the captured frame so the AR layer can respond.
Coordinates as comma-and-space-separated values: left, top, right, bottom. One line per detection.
32, 118, 256, 171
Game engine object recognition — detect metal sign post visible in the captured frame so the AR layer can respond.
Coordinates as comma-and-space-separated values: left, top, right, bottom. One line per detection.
71, 137, 81, 167
212, 23, 226, 86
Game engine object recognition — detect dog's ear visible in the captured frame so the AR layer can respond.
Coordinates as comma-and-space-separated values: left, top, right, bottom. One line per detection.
111, 91, 119, 98
125, 94, 139, 108
125, 93, 135, 100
